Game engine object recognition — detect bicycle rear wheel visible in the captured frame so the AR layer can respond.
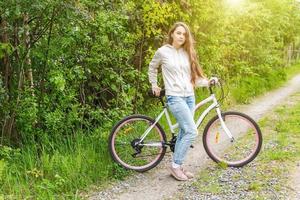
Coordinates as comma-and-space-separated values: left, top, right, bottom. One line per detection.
203, 111, 262, 167
109, 115, 167, 172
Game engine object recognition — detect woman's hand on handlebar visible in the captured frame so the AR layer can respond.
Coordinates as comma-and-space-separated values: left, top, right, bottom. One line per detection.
152, 85, 161, 96
209, 77, 219, 86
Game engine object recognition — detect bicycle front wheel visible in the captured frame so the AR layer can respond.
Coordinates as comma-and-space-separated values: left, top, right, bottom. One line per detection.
203, 111, 262, 167
109, 115, 167, 172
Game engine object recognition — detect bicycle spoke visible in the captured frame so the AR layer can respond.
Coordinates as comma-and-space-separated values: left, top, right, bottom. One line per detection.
133, 153, 164, 158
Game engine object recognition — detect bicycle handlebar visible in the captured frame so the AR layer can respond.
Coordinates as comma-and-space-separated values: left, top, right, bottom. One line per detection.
147, 78, 224, 103
147, 82, 221, 97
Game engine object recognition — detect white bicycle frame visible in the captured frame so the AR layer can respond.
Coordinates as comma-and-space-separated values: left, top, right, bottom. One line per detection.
138, 93, 234, 147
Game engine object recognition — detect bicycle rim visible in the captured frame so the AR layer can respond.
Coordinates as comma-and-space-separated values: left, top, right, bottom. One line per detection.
110, 116, 166, 172
204, 112, 262, 167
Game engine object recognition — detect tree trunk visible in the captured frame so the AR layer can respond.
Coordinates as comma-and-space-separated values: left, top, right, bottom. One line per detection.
0, 17, 11, 91
40, 8, 55, 106
0, 17, 13, 144
132, 31, 145, 113
287, 43, 293, 66
3, 19, 26, 145
23, 13, 34, 93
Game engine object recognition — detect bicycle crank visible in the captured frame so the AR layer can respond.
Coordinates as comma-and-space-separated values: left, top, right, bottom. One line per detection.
131, 138, 144, 157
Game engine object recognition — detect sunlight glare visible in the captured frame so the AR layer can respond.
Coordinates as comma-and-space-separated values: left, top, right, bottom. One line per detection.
226, 0, 243, 7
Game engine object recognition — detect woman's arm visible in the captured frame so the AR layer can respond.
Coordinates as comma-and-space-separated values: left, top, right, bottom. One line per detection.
148, 50, 162, 88
148, 50, 162, 96
195, 77, 209, 87
196, 77, 219, 87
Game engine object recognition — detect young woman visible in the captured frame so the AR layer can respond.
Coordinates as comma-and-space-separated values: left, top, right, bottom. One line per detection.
148, 22, 217, 181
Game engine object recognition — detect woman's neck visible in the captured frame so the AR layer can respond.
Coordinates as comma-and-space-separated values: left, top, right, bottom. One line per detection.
172, 43, 181, 50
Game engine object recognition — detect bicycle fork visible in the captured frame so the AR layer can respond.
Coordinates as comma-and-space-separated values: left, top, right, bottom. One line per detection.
215, 107, 235, 142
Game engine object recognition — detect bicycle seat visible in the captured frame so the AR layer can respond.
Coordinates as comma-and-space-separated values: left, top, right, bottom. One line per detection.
148, 89, 165, 98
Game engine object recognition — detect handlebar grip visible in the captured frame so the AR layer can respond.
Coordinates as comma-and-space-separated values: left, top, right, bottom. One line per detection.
148, 89, 165, 98
209, 80, 216, 86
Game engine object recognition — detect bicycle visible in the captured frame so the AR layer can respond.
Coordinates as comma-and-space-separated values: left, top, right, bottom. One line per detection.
108, 82, 262, 172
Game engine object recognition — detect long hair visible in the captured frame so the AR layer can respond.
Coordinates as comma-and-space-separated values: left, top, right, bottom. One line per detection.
166, 22, 205, 85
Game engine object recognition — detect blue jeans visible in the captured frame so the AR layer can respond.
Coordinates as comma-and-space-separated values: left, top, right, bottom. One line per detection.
167, 95, 197, 165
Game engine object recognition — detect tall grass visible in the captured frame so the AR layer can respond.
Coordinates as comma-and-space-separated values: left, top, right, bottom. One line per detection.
0, 131, 128, 199
231, 62, 300, 103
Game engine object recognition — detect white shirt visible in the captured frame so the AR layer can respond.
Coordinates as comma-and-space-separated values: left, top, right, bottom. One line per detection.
148, 44, 208, 97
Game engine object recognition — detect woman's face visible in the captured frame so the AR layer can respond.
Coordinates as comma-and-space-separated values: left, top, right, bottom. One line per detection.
171, 26, 186, 48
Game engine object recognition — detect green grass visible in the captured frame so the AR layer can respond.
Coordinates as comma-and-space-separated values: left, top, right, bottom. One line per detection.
248, 181, 263, 191
286, 61, 300, 79
191, 170, 223, 194
186, 92, 300, 199
231, 62, 300, 104
0, 132, 130, 199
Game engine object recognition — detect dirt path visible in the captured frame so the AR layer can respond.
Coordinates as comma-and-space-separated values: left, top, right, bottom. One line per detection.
89, 74, 300, 200
290, 162, 300, 200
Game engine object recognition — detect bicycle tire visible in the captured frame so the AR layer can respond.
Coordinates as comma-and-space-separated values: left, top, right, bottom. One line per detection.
203, 111, 262, 167
109, 114, 167, 172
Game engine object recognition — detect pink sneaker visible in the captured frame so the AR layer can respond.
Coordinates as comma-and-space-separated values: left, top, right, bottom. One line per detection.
181, 167, 194, 179
169, 166, 188, 181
